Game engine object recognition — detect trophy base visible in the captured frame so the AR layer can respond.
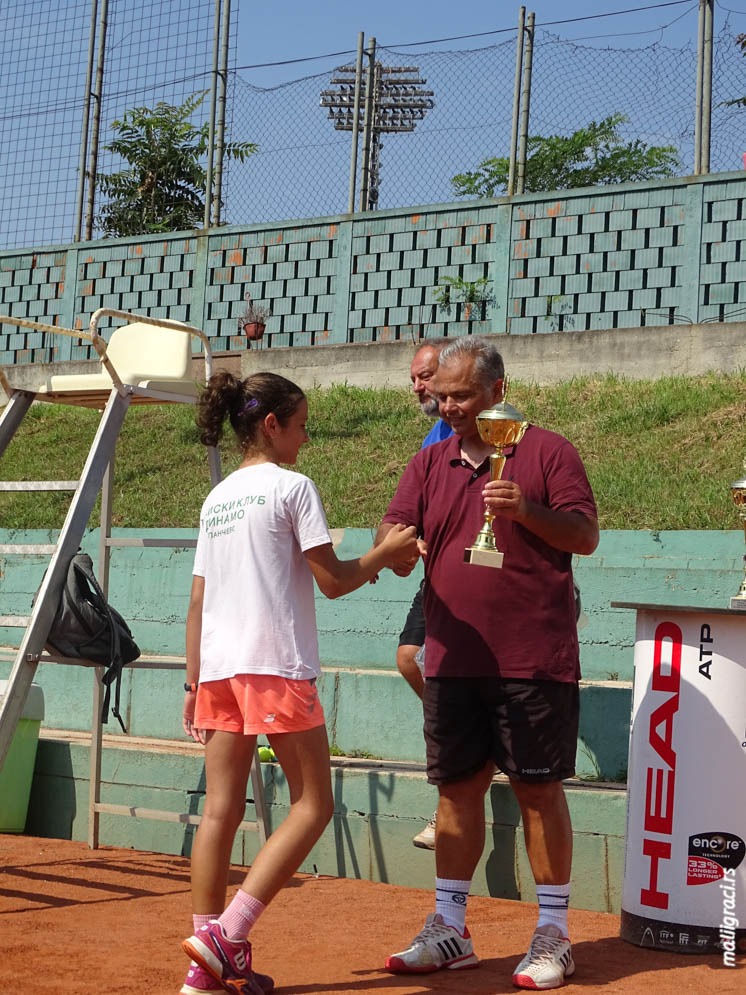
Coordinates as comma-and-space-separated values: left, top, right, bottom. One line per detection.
464, 546, 504, 569
730, 596, 746, 611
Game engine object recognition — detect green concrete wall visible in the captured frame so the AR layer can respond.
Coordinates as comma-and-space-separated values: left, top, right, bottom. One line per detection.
1, 527, 742, 783
26, 736, 626, 913
2, 171, 746, 363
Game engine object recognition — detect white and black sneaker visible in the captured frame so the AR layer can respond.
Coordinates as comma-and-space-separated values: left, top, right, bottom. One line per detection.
512, 923, 575, 990
412, 811, 437, 850
385, 913, 479, 973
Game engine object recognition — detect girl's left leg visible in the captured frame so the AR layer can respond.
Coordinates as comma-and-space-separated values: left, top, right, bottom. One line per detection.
240, 721, 334, 905
191, 729, 256, 914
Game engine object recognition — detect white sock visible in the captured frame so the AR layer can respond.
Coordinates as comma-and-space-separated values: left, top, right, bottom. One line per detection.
536, 882, 570, 936
435, 876, 470, 933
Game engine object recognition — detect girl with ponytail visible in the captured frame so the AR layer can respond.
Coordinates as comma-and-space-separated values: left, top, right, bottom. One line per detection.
180, 371, 418, 995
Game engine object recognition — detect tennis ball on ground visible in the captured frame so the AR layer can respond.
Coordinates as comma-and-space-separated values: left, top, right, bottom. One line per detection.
258, 747, 276, 762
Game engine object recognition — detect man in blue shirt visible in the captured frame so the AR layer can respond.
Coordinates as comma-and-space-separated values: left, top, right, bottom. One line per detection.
398, 339, 452, 848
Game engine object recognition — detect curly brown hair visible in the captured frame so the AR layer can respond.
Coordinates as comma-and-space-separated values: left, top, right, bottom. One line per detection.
197, 371, 305, 451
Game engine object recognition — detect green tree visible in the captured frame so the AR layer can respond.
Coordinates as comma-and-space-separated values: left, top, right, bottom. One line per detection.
451, 113, 681, 199
725, 33, 746, 107
95, 93, 257, 237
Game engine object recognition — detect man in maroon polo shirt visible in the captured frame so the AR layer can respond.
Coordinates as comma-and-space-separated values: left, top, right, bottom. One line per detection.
378, 336, 598, 990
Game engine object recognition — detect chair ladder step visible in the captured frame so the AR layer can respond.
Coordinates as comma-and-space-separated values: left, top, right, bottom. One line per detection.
104, 537, 197, 548
0, 481, 79, 491
0, 544, 57, 554
0, 616, 30, 627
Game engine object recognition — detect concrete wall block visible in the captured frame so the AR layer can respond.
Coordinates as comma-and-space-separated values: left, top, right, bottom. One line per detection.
510, 277, 538, 299
366, 307, 386, 326
645, 266, 674, 289
524, 296, 548, 317
553, 255, 577, 276
538, 275, 562, 297
527, 257, 551, 278
377, 289, 399, 309
271, 261, 293, 281
539, 235, 565, 257
426, 248, 449, 268
710, 199, 740, 222
293, 295, 315, 314
565, 234, 590, 255
400, 287, 425, 307
592, 231, 619, 253
554, 216, 578, 236
439, 226, 464, 247
636, 207, 663, 229
588, 310, 613, 329
648, 226, 675, 248
709, 241, 737, 263
606, 250, 631, 271
726, 219, 746, 241
505, 315, 536, 334
416, 229, 438, 249
614, 309, 641, 328
702, 220, 726, 243
620, 229, 646, 250
368, 234, 390, 254
633, 247, 660, 270
353, 290, 375, 310
657, 286, 682, 307
738, 282, 746, 303
563, 273, 589, 294
591, 271, 617, 292
608, 210, 633, 231
308, 276, 330, 296
391, 232, 414, 252
378, 251, 402, 272
366, 271, 388, 292
401, 249, 424, 270
285, 277, 307, 297
576, 292, 602, 313
318, 257, 337, 277
387, 306, 410, 326
709, 282, 735, 305
390, 269, 412, 289
530, 218, 553, 238
662, 246, 684, 267
449, 245, 472, 266
221, 283, 243, 302
725, 260, 746, 283
582, 212, 607, 234
631, 288, 659, 308
700, 261, 724, 284
603, 290, 632, 312
304, 311, 326, 332
578, 252, 605, 273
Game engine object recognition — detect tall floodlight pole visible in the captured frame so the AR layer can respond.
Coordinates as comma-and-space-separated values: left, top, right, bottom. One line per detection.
83, 0, 110, 241
321, 44, 435, 212
701, 0, 714, 174
74, 0, 99, 241
204, 0, 222, 228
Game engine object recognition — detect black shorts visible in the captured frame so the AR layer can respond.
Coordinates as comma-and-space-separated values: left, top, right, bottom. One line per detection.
398, 579, 425, 647
423, 677, 579, 785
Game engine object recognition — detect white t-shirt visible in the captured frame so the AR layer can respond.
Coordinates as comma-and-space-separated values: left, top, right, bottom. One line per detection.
192, 462, 332, 682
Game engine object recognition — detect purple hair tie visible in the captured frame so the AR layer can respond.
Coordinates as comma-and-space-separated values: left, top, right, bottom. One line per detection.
239, 397, 259, 415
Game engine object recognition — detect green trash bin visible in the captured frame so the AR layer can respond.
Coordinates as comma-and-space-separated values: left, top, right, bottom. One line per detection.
0, 681, 45, 833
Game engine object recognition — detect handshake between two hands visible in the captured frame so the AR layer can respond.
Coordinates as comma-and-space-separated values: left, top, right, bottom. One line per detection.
379, 523, 427, 579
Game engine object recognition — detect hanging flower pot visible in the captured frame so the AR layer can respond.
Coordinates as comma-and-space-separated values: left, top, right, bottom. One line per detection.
237, 293, 271, 344
243, 321, 266, 341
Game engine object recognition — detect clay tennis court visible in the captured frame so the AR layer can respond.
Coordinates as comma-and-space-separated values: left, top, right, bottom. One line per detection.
1, 834, 741, 993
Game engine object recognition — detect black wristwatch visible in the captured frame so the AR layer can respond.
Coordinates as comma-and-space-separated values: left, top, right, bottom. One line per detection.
184, 682, 198, 692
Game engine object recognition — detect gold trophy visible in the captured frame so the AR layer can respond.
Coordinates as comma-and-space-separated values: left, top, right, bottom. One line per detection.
464, 378, 528, 568
730, 460, 746, 610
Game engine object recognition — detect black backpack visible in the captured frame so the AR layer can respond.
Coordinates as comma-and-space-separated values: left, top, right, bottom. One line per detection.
40, 551, 140, 732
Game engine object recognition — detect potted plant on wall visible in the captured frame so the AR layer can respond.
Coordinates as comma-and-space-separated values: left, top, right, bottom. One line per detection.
238, 293, 271, 341
433, 276, 493, 322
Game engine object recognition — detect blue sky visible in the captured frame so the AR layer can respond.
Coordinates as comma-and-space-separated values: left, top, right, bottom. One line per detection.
236, 0, 715, 86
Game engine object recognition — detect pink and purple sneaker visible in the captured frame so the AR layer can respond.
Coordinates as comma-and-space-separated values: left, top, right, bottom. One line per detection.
182, 922, 274, 995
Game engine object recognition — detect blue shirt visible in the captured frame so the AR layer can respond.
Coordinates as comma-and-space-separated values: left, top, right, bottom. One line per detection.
421, 418, 453, 449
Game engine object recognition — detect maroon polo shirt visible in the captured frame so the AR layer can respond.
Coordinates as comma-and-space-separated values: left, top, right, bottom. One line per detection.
383, 427, 597, 682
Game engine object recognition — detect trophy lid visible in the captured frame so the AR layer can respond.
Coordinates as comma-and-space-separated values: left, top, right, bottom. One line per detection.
477, 400, 525, 423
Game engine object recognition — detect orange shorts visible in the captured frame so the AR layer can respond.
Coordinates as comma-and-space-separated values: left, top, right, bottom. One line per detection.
194, 673, 325, 735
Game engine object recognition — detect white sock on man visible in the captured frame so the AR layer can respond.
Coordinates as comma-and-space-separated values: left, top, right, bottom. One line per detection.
536, 882, 570, 936
435, 876, 471, 933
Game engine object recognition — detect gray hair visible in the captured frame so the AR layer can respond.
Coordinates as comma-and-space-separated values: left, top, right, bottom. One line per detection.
413, 336, 450, 356
438, 336, 505, 388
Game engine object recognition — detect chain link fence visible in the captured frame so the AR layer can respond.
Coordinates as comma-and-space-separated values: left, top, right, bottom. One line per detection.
0, 0, 224, 250
224, 15, 746, 225
2, 4, 746, 249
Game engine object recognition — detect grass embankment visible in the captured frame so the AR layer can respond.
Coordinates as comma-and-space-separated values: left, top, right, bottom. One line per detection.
1, 373, 745, 530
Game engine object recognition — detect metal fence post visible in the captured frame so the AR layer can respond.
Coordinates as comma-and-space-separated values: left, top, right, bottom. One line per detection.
516, 11, 535, 196
347, 32, 365, 214
212, 0, 231, 226
83, 0, 109, 241
359, 37, 377, 213
507, 7, 526, 198
73, 0, 99, 242
204, 0, 222, 228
